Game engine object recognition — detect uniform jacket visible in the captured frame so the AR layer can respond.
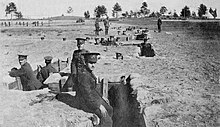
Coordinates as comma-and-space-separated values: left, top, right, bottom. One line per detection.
104, 19, 110, 28
76, 67, 113, 127
38, 64, 58, 83
9, 62, 43, 91
77, 67, 111, 112
140, 44, 155, 57
71, 49, 89, 74
157, 18, 162, 25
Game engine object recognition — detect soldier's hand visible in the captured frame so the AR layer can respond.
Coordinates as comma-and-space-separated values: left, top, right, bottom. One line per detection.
99, 104, 107, 117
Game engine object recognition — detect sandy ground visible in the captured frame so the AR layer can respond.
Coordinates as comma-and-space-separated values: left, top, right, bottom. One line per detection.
1, 19, 220, 127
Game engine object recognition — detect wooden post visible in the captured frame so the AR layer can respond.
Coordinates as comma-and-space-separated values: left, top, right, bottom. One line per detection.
58, 59, 60, 72
102, 78, 108, 99
16, 77, 22, 90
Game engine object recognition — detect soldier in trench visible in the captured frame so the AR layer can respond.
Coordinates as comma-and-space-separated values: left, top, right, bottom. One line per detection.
76, 52, 113, 127
139, 38, 155, 57
8, 54, 43, 91
61, 37, 89, 92
36, 56, 58, 88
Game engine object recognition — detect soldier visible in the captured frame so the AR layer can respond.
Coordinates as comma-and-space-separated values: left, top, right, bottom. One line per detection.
8, 54, 43, 91
103, 16, 110, 35
139, 40, 155, 57
37, 56, 58, 87
95, 18, 100, 35
157, 17, 162, 32
76, 52, 113, 127
61, 37, 89, 92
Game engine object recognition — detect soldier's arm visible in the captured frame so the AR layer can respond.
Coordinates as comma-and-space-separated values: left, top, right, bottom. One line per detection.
78, 73, 102, 110
9, 68, 26, 77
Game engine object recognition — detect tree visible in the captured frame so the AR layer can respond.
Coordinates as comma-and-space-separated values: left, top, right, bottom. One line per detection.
129, 10, 134, 17
180, 6, 191, 18
133, 12, 137, 18
5, 2, 17, 20
160, 6, 168, 15
14, 11, 23, 19
140, 2, 150, 17
192, 11, 196, 17
149, 12, 156, 17
112, 2, 122, 18
122, 11, 129, 18
94, 5, 107, 18
137, 11, 141, 17
126, 11, 129, 17
122, 13, 127, 18
67, 6, 73, 14
155, 12, 162, 17
209, 8, 217, 19
173, 12, 179, 17
84, 11, 90, 19
198, 4, 207, 17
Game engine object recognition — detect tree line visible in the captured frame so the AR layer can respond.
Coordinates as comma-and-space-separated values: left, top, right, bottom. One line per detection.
4, 2, 217, 20
89, 2, 217, 19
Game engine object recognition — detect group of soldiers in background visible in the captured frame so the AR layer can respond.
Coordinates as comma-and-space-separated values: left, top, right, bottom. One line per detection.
95, 15, 110, 36
1, 21, 43, 27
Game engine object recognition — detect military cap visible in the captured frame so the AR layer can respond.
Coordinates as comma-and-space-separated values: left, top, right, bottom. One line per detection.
44, 56, 53, 61
110, 35, 114, 38
76, 37, 86, 45
82, 52, 100, 63
18, 54, 28, 60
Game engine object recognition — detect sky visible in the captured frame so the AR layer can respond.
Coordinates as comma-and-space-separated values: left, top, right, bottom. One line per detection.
0, 0, 220, 19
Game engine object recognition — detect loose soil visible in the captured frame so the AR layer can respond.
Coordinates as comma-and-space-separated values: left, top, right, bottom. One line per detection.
1, 18, 220, 127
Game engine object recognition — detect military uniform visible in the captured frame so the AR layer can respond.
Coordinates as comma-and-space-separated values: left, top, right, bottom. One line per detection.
140, 43, 155, 57
62, 38, 89, 92
76, 53, 113, 127
157, 18, 162, 32
37, 56, 58, 85
95, 18, 100, 35
103, 18, 110, 35
9, 55, 43, 91
71, 49, 89, 74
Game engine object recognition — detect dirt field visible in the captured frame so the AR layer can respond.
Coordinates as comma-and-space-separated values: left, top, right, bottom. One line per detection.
1, 18, 220, 127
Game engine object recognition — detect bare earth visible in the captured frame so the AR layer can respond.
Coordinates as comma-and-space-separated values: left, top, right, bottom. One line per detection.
1, 19, 220, 127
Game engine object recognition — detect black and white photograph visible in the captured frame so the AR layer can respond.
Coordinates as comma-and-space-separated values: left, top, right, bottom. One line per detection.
1, 0, 220, 126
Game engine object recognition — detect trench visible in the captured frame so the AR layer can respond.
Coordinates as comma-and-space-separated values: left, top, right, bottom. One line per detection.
108, 79, 146, 127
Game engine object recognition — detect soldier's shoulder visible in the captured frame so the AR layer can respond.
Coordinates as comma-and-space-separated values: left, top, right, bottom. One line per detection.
78, 69, 89, 75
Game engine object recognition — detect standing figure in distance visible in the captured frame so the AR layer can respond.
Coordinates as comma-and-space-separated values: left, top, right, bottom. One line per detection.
103, 16, 110, 35
95, 17, 100, 35
157, 17, 162, 32
9, 54, 43, 91
76, 52, 113, 127
37, 56, 58, 88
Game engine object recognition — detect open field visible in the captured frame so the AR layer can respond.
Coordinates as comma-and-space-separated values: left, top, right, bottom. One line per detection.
1, 18, 220, 127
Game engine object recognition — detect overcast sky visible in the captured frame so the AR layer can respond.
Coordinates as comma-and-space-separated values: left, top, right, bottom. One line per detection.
0, 0, 220, 19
